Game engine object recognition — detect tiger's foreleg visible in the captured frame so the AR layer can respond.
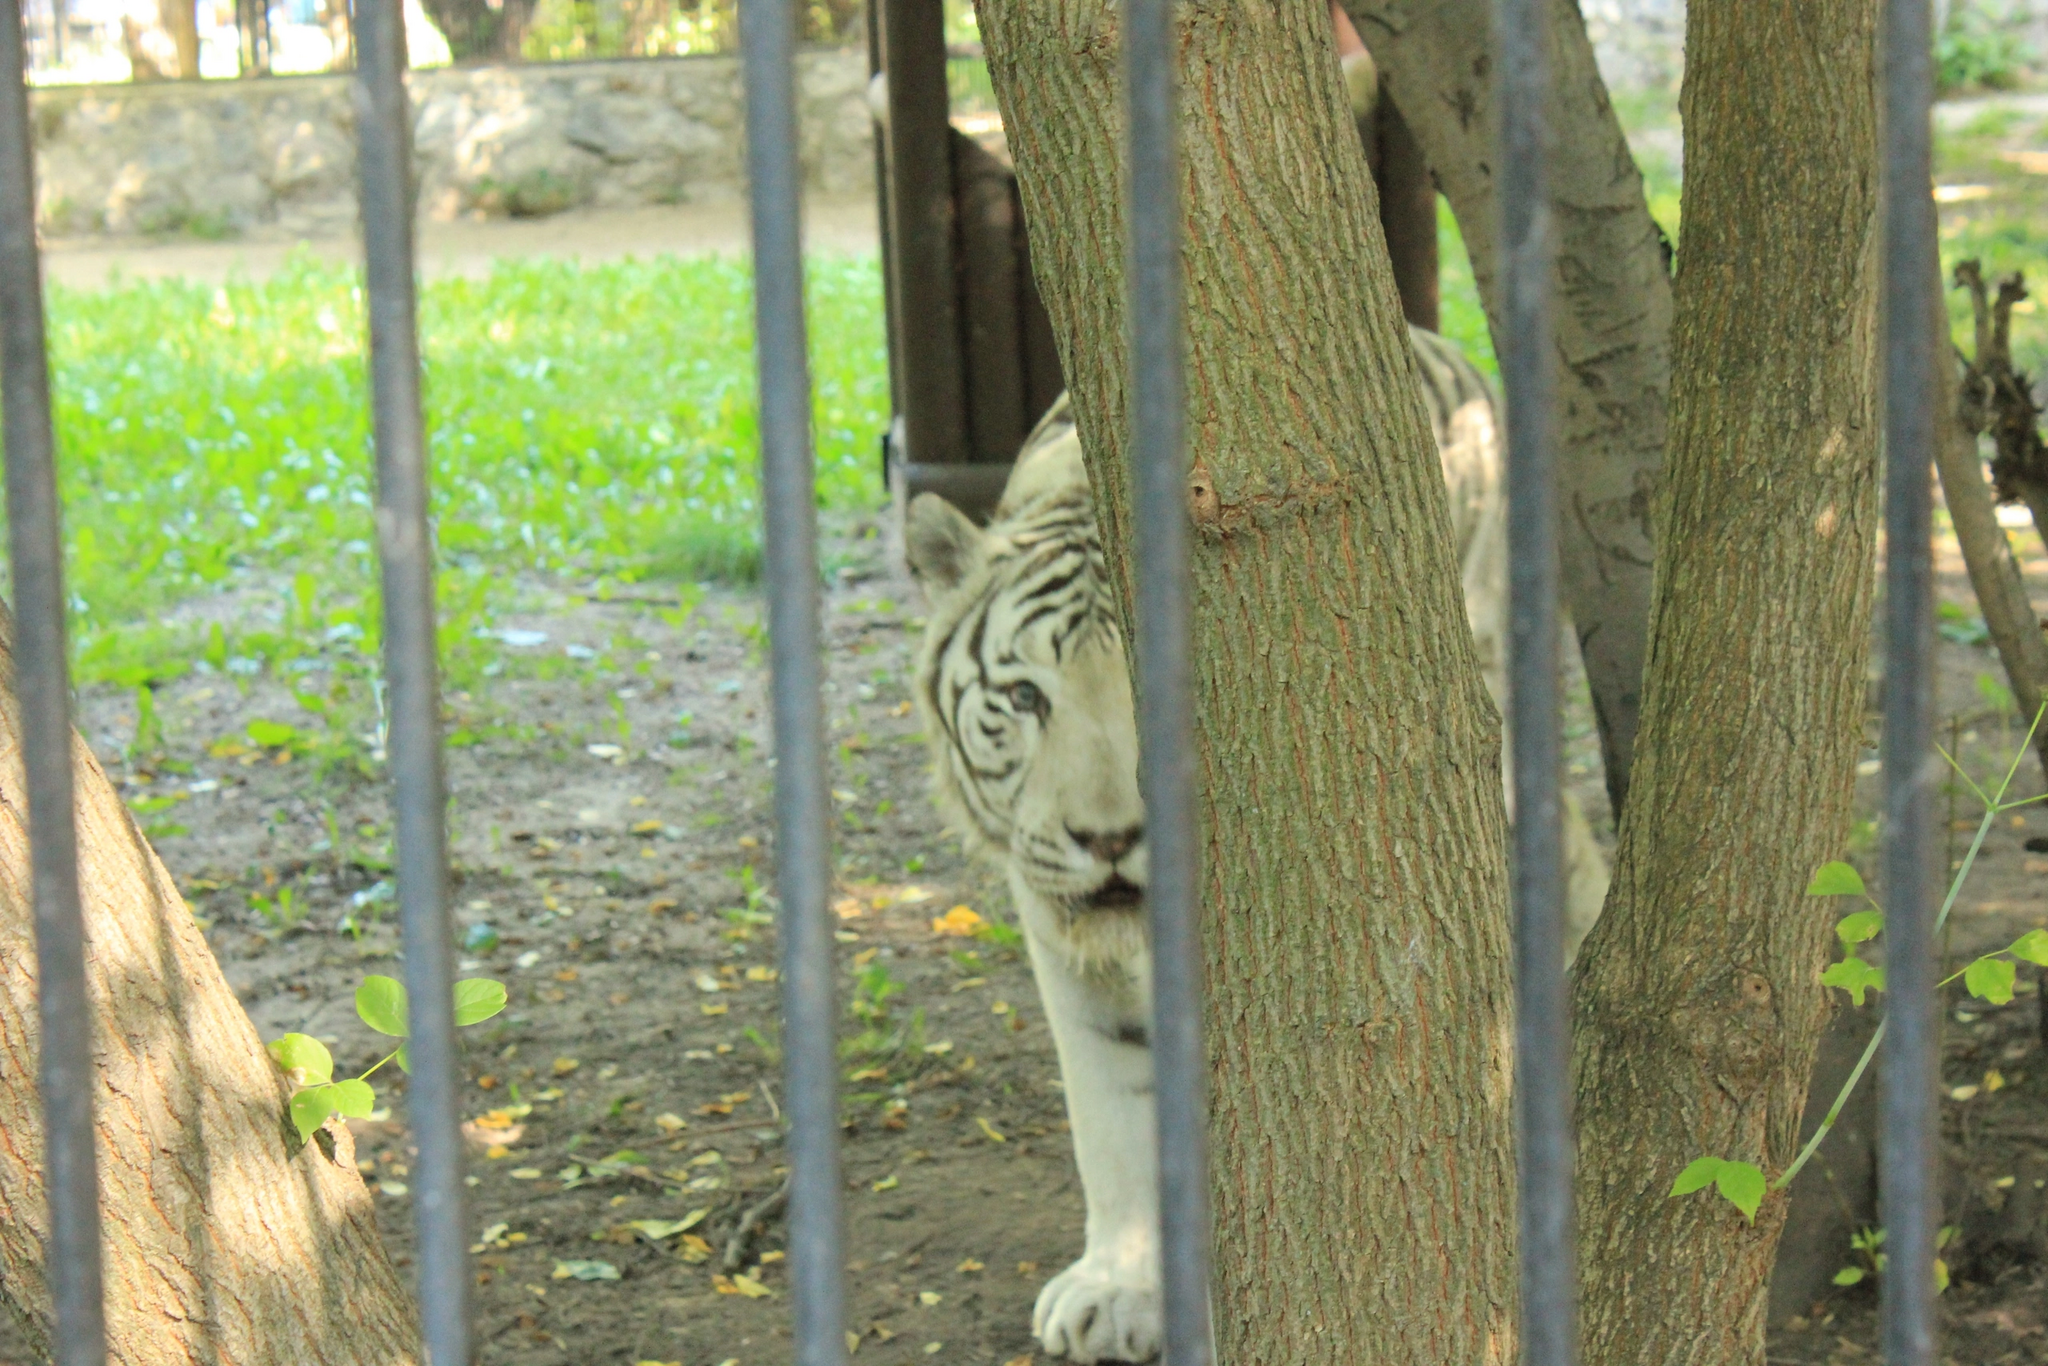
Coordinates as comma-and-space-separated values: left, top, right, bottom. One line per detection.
1021, 916, 1164, 1364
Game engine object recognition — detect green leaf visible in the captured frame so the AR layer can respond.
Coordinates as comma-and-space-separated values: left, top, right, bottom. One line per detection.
1670, 1156, 1724, 1197
267, 1033, 333, 1085
1833, 1265, 1867, 1286
1835, 910, 1885, 946
1965, 955, 2017, 1005
2009, 928, 2048, 966
1935, 1257, 1951, 1295
552, 1259, 621, 1282
356, 975, 409, 1037
1821, 955, 1886, 1006
1808, 861, 1867, 897
453, 978, 508, 1027
395, 1042, 410, 1075
246, 719, 299, 748
290, 1086, 339, 1143
1715, 1160, 1767, 1223
330, 1078, 377, 1119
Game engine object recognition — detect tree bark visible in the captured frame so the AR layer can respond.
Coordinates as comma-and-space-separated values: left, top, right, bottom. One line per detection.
0, 615, 421, 1363
1933, 266, 2048, 777
1341, 0, 1672, 817
976, 0, 1517, 1361
1568, 1, 1881, 1362
157, 0, 199, 79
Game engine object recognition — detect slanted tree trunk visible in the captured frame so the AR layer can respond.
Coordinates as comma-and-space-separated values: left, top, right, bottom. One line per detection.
976, 0, 1517, 1361
1342, 0, 1672, 817
0, 612, 421, 1363
1568, 0, 1881, 1362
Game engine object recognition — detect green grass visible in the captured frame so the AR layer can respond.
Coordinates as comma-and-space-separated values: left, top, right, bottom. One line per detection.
38, 252, 888, 687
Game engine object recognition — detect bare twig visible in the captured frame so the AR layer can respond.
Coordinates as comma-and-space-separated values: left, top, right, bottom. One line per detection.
1957, 260, 2048, 543
718, 1176, 790, 1274
1943, 258, 2048, 784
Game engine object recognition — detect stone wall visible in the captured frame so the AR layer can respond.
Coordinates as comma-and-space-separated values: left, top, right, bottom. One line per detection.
30, 49, 874, 239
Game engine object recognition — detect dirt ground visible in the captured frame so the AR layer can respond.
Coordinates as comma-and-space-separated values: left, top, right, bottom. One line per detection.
0, 509, 2042, 1366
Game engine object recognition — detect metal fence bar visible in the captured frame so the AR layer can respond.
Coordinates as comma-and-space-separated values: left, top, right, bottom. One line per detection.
1123, 2, 1213, 1363
352, 3, 471, 1361
0, 6, 106, 1363
1879, 0, 1939, 1359
1496, 0, 1575, 1363
738, 1, 847, 1363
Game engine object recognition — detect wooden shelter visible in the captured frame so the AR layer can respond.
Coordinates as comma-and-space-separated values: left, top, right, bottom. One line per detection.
868, 0, 1443, 519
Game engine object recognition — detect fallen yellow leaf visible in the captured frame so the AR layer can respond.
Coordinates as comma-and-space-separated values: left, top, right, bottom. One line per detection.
552, 1058, 581, 1076
1004, 1355, 1035, 1366
872, 1174, 900, 1192
697, 1103, 735, 1116
977, 1117, 1007, 1143
485, 1144, 511, 1160
721, 1090, 756, 1104
992, 1001, 1011, 1015
951, 977, 988, 992
631, 819, 663, 834
655, 1113, 689, 1133
851, 947, 879, 968
931, 905, 985, 937
734, 1273, 773, 1298
1985, 1069, 2007, 1093
701, 1003, 729, 1016
745, 966, 778, 982
679, 1234, 713, 1263
919, 1291, 943, 1306
833, 897, 865, 920
898, 885, 933, 904
956, 1258, 984, 1273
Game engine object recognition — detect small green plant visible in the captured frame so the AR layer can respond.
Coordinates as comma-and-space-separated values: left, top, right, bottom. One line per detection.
129, 684, 165, 763
1833, 1224, 1960, 1293
267, 974, 508, 1143
974, 919, 1025, 952
1672, 706, 2048, 1271
249, 884, 306, 930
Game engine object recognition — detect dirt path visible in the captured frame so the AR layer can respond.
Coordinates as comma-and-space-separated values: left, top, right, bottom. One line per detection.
39, 194, 882, 290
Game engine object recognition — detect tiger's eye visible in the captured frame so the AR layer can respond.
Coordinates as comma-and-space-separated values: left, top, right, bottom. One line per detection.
1008, 680, 1044, 714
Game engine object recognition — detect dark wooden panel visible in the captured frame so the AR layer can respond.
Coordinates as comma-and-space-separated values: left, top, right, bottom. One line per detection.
1375, 93, 1440, 333
877, 0, 968, 467
953, 130, 1028, 463
1016, 200, 1066, 429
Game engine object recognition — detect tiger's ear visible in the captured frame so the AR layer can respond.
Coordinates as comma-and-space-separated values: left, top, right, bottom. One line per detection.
905, 493, 984, 593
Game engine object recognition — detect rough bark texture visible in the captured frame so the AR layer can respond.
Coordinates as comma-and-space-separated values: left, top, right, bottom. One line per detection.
1341, 0, 1672, 816
1568, 2, 1881, 1363
0, 617, 421, 1363
975, 0, 1517, 1360
1935, 265, 2048, 777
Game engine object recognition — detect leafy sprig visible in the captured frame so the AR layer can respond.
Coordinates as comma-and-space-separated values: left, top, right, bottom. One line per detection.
1670, 703, 2048, 1255
268, 974, 507, 1143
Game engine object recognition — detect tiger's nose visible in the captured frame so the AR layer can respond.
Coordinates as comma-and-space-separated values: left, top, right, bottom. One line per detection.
1068, 824, 1143, 864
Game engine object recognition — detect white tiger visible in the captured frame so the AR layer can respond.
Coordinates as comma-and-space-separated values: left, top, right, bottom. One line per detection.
904, 326, 1608, 1364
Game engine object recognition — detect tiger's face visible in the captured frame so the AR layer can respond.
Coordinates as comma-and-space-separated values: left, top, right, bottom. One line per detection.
906, 442, 1148, 935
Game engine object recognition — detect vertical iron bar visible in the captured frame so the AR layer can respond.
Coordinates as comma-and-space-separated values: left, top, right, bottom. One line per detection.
354, 1, 469, 1361
1880, 0, 1938, 1359
0, 5, 105, 1363
1124, 1, 1212, 1363
738, 0, 846, 1362
1498, 0, 1574, 1362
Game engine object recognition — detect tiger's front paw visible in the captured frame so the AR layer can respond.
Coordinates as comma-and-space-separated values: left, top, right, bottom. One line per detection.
1033, 1257, 1162, 1363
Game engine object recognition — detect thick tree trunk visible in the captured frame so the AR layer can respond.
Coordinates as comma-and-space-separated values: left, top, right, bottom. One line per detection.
0, 616, 421, 1363
976, 0, 1517, 1361
1341, 0, 1671, 816
1567, 2, 1881, 1363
